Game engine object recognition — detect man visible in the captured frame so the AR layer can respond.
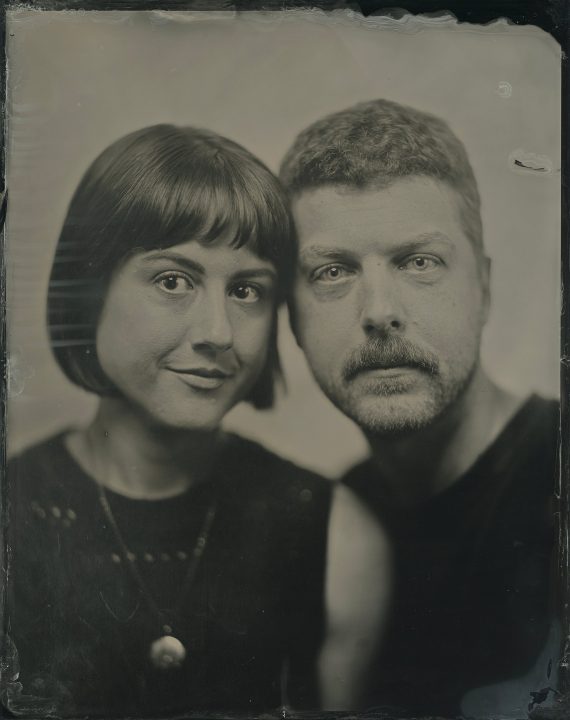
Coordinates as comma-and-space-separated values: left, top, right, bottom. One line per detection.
280, 99, 560, 717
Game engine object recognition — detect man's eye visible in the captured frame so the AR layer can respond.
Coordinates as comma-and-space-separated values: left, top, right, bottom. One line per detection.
155, 273, 193, 294
312, 265, 352, 283
230, 284, 261, 303
400, 256, 441, 273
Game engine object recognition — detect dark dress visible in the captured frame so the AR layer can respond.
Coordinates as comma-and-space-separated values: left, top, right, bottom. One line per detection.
2, 433, 332, 717
343, 395, 560, 717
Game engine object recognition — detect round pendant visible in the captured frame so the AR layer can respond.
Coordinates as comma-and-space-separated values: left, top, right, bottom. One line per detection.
149, 635, 187, 670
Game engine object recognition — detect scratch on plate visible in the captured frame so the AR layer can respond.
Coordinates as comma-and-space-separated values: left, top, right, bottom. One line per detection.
6, 352, 35, 398
508, 149, 554, 175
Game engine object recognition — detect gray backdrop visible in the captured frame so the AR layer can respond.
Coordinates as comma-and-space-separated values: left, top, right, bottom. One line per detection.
6, 9, 561, 478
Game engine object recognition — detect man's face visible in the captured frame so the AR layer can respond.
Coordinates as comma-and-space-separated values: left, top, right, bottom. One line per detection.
292, 177, 490, 436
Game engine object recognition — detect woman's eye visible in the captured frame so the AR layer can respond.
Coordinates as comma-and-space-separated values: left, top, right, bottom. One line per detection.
400, 256, 441, 273
155, 273, 193, 294
230, 284, 261, 303
312, 265, 352, 283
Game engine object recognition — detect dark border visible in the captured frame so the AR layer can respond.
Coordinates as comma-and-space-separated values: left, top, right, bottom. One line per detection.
0, 0, 6, 715
0, 2, 568, 719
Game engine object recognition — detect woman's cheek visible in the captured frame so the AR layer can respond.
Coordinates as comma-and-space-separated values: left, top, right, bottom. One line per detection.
237, 314, 272, 367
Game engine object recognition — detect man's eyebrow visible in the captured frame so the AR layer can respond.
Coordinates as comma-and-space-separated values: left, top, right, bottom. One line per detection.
406, 231, 454, 246
299, 234, 454, 262
299, 246, 355, 262
393, 232, 456, 255
141, 251, 205, 275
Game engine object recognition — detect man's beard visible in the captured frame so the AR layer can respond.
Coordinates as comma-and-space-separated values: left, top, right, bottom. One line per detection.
327, 336, 478, 437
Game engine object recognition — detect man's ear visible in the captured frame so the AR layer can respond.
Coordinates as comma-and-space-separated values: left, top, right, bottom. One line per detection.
480, 255, 492, 325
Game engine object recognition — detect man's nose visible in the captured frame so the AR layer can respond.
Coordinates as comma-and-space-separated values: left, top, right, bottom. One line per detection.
359, 267, 405, 335
190, 292, 234, 352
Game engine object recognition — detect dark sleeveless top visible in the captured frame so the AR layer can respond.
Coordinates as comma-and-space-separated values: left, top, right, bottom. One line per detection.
343, 395, 560, 717
2, 433, 332, 717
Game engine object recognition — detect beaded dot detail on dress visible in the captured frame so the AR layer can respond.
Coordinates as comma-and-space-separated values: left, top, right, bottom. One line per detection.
31, 502, 79, 525
106, 550, 198, 564
31, 502, 47, 519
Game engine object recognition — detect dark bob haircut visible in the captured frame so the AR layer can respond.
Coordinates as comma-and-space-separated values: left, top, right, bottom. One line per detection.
280, 98, 483, 258
48, 124, 296, 409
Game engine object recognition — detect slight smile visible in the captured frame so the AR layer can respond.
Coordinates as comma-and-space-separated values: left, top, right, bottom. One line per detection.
168, 367, 234, 390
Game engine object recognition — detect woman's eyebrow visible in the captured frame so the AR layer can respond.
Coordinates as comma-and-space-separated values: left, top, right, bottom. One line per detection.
140, 252, 276, 281
231, 268, 277, 281
140, 251, 205, 275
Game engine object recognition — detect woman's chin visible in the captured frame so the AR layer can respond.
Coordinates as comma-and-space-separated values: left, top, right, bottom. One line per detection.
110, 397, 230, 435
150, 409, 226, 434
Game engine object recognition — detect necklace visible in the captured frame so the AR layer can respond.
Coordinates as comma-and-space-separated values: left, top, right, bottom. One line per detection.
97, 483, 217, 670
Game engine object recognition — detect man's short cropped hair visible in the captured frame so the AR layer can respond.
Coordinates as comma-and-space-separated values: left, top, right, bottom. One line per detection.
48, 124, 296, 409
279, 99, 483, 256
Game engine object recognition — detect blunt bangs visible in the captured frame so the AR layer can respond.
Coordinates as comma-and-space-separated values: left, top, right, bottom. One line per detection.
68, 125, 293, 279
48, 125, 294, 404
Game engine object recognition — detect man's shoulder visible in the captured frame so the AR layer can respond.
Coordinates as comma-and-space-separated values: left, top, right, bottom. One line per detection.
499, 393, 559, 467
522, 393, 559, 428
503, 394, 560, 501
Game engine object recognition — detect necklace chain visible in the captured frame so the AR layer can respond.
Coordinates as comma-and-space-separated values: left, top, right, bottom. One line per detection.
97, 484, 217, 632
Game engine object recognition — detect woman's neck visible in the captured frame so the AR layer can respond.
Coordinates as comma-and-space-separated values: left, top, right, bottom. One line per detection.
65, 397, 223, 499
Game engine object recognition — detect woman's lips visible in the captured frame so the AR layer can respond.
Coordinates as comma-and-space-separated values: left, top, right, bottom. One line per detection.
168, 367, 233, 390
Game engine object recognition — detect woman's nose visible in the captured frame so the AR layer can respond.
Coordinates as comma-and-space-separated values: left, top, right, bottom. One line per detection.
359, 268, 406, 335
190, 293, 234, 352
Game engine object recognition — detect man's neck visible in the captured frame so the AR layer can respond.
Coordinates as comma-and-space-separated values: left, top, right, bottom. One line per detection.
366, 369, 525, 508
65, 398, 222, 500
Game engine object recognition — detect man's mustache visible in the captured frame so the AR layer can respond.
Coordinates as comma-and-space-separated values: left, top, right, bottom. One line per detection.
342, 337, 439, 382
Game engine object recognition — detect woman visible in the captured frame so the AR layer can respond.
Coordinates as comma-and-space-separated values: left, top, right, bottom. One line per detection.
4, 125, 388, 717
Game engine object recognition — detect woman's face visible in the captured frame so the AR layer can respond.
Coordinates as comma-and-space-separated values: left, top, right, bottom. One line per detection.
96, 232, 277, 430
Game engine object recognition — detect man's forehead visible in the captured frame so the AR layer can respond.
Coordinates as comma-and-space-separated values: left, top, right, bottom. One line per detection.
298, 231, 456, 263
291, 178, 466, 245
